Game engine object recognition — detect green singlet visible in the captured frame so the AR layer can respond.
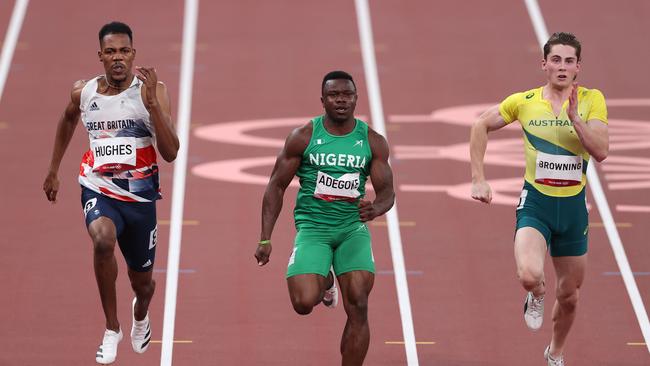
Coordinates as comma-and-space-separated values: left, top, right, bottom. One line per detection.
287, 115, 375, 278
294, 115, 372, 229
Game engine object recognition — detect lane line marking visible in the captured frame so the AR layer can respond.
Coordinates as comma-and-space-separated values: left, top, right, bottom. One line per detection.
158, 219, 200, 225
590, 222, 632, 228
628, 342, 646, 346
160, 0, 199, 365
385, 341, 435, 345
524, 0, 650, 354
371, 220, 416, 227
354, 1, 418, 364
603, 272, 650, 277
152, 340, 193, 344
0, 0, 29, 102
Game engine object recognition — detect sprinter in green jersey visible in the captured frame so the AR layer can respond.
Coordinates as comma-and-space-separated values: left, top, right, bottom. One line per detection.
255, 71, 395, 365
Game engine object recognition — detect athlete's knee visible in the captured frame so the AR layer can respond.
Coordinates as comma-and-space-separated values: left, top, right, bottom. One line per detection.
91, 233, 116, 258
556, 287, 580, 311
517, 267, 544, 290
291, 298, 315, 315
131, 276, 155, 297
345, 296, 369, 322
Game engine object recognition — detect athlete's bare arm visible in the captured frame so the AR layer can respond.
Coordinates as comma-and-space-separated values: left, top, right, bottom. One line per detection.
567, 83, 608, 162
470, 104, 508, 204
43, 80, 86, 203
360, 129, 395, 221
137, 66, 179, 162
255, 123, 311, 266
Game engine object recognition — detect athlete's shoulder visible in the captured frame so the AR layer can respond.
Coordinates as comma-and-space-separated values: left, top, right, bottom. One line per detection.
284, 120, 313, 156
578, 86, 606, 101
367, 126, 389, 158
71, 79, 89, 104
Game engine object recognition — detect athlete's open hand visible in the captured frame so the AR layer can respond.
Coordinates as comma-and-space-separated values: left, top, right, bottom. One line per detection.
43, 172, 60, 203
358, 199, 378, 221
255, 243, 272, 266
567, 82, 582, 124
135, 66, 158, 107
471, 180, 492, 204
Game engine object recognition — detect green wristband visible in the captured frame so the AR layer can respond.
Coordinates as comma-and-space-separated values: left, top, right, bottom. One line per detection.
258, 240, 271, 246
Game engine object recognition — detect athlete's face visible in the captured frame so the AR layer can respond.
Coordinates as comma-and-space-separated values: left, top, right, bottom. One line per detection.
542, 44, 580, 89
321, 79, 357, 123
98, 33, 136, 82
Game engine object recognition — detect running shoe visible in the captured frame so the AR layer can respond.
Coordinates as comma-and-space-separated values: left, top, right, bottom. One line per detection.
523, 292, 544, 330
131, 297, 152, 353
322, 270, 339, 308
95, 328, 123, 364
544, 345, 565, 366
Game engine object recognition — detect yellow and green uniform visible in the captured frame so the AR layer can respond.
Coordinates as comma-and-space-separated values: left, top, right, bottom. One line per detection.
287, 116, 375, 277
499, 86, 607, 256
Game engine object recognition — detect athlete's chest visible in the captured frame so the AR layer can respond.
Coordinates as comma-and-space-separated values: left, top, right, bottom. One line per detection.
518, 100, 587, 147
303, 136, 371, 172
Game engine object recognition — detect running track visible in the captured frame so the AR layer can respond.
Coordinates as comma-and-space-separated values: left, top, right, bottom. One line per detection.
1, 1, 649, 365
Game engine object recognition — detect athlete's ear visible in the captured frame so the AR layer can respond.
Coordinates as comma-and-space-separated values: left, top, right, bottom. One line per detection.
541, 58, 547, 71
98, 50, 102, 62
320, 95, 325, 107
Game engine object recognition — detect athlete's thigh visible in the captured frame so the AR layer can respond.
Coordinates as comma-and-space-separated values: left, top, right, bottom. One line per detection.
286, 228, 333, 278
552, 254, 587, 293
337, 270, 374, 310
332, 223, 375, 276
552, 189, 588, 257
515, 183, 551, 273
81, 187, 124, 240
287, 273, 328, 304
514, 227, 548, 274
115, 201, 157, 272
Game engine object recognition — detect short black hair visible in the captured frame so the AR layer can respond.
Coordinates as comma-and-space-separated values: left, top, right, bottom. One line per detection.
98, 21, 133, 46
543, 32, 581, 61
322, 70, 356, 94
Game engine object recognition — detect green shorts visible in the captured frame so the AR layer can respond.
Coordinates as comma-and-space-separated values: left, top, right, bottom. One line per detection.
286, 222, 375, 278
516, 181, 588, 257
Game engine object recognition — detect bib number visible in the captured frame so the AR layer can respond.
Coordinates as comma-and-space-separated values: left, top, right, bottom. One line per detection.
91, 137, 137, 172
313, 171, 360, 202
534, 151, 582, 187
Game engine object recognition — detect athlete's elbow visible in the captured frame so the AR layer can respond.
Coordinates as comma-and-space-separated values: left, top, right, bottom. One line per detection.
593, 152, 607, 163
162, 150, 177, 162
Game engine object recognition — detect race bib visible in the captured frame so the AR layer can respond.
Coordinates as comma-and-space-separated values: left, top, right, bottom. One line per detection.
313, 171, 360, 202
91, 137, 137, 172
535, 151, 582, 186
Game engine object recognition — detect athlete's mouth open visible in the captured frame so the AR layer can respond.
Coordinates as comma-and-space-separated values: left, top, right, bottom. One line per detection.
112, 64, 125, 72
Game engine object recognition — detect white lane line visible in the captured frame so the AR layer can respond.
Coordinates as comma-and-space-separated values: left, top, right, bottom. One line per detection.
354, 0, 419, 365
524, 0, 650, 354
0, 0, 29, 102
160, 0, 199, 365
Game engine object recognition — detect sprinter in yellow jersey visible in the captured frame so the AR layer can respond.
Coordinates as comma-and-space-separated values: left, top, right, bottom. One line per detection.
470, 32, 609, 365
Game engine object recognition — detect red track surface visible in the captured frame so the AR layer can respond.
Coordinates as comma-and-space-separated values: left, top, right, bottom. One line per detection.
1, 1, 649, 365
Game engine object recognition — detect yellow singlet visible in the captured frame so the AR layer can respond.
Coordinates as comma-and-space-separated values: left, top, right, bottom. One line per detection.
499, 86, 607, 197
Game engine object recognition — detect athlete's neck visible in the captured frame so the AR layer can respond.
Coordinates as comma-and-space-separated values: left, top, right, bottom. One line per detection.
102, 74, 134, 95
323, 115, 356, 136
542, 83, 571, 102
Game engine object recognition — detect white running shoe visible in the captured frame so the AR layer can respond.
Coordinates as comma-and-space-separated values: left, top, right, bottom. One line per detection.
523, 292, 544, 331
322, 270, 338, 308
544, 345, 565, 366
96, 328, 123, 364
131, 297, 152, 353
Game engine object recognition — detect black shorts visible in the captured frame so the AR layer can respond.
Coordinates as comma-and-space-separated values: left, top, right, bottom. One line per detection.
81, 186, 158, 272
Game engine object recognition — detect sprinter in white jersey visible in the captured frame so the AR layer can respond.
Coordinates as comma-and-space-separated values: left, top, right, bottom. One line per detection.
43, 22, 179, 364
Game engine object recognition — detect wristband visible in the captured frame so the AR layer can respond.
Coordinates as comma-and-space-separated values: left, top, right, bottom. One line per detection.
258, 240, 271, 246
